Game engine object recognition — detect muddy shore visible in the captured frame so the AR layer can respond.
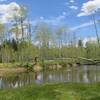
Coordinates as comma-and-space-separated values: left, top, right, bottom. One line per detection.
0, 67, 27, 76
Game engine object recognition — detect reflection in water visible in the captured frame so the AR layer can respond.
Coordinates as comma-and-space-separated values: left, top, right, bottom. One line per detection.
0, 65, 100, 89
83, 66, 89, 83
35, 72, 43, 84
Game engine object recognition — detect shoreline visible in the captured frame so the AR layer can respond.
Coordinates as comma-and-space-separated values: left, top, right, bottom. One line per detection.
0, 67, 27, 76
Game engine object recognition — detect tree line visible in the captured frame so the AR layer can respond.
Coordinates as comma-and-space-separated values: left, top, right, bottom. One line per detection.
0, 5, 100, 63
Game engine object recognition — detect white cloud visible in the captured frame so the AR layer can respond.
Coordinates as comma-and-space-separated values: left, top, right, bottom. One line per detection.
0, 2, 21, 23
40, 16, 44, 20
70, 5, 78, 10
46, 12, 67, 24
70, 0, 75, 3
78, 0, 100, 17
56, 15, 65, 21
31, 15, 66, 27
62, 12, 67, 16
39, 12, 66, 24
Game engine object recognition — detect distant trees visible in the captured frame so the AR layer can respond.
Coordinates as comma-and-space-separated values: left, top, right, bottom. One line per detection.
0, 5, 36, 63
85, 41, 99, 59
0, 23, 7, 62
0, 4, 100, 63
78, 39, 83, 47
34, 22, 52, 60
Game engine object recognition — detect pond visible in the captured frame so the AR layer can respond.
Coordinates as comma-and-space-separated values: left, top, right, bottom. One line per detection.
0, 65, 100, 89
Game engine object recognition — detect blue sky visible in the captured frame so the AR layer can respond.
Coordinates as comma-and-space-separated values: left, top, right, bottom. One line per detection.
0, 0, 100, 40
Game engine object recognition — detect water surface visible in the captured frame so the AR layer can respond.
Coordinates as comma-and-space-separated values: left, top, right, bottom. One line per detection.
0, 65, 100, 89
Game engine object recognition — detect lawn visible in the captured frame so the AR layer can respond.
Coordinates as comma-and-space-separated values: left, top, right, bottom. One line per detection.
0, 83, 100, 100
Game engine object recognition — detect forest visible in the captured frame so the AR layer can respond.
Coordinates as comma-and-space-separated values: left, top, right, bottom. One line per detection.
0, 5, 100, 64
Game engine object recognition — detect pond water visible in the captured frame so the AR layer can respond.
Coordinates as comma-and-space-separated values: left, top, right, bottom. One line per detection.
0, 65, 100, 89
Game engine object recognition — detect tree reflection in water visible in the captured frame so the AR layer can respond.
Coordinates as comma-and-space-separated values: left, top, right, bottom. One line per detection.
0, 65, 100, 89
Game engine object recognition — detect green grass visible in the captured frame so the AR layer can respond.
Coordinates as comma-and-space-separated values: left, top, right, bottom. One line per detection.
0, 63, 21, 68
0, 83, 100, 100
0, 62, 33, 68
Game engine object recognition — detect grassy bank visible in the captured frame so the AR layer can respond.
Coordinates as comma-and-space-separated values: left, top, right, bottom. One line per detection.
0, 83, 100, 100
0, 63, 19, 68
0, 63, 27, 76
0, 59, 98, 69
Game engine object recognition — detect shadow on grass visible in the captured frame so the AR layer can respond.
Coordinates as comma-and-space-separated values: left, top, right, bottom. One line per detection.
90, 96, 100, 100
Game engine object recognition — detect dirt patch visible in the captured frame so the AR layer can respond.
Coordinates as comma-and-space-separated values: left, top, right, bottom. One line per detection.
0, 67, 27, 76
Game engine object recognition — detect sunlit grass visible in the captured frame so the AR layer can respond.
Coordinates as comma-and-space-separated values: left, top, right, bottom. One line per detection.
0, 63, 20, 68
0, 83, 100, 100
